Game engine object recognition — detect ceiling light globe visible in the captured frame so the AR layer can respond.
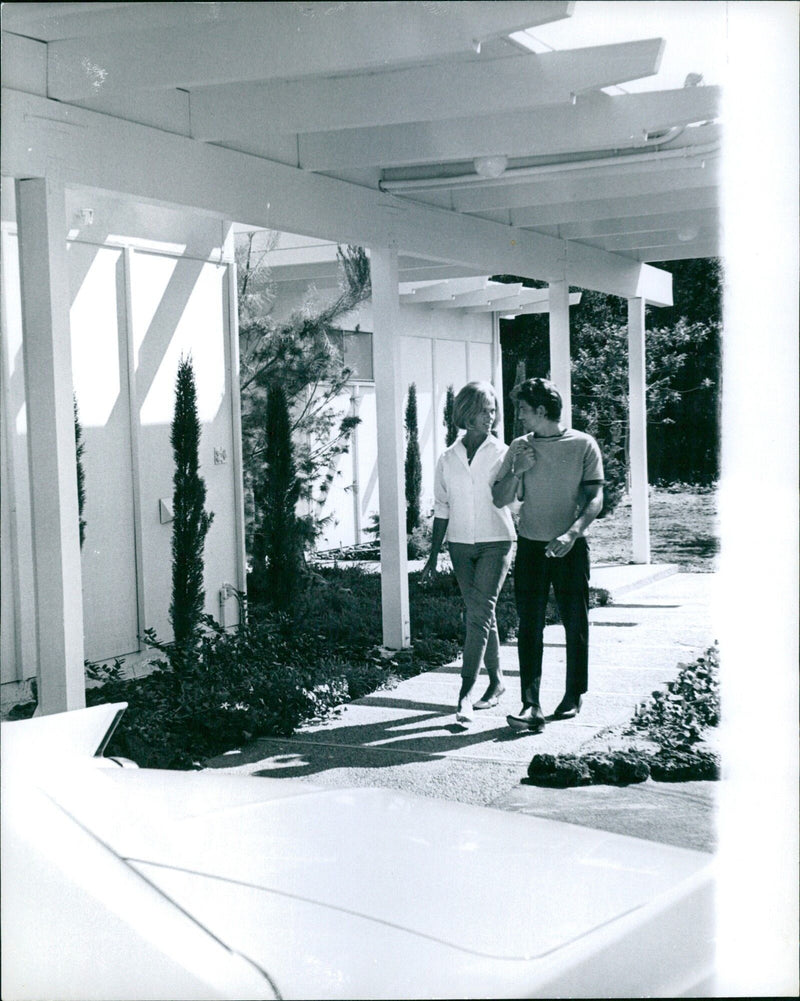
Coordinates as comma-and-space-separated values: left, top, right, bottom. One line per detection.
473, 155, 508, 179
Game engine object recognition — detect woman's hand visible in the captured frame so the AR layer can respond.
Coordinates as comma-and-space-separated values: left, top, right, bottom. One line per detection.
512, 439, 536, 475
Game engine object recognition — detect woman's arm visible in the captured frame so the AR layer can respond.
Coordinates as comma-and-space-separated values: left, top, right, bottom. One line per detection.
420, 517, 449, 582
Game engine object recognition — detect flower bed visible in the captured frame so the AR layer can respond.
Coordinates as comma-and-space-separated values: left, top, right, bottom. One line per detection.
526, 643, 721, 787
13, 564, 605, 769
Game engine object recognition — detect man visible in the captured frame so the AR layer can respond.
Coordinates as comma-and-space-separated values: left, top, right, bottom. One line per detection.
492, 378, 604, 733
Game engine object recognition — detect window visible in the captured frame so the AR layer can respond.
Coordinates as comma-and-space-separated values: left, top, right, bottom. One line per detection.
329, 328, 374, 381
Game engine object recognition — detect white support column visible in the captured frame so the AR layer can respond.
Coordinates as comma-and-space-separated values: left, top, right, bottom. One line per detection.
370, 246, 410, 649
491, 312, 506, 439
16, 178, 86, 712
627, 296, 651, 564
548, 280, 572, 426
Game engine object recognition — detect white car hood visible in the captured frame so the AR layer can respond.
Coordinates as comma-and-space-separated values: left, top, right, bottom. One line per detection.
45, 766, 709, 962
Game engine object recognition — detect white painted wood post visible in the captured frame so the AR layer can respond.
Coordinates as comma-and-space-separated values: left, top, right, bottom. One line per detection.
16, 178, 86, 712
627, 296, 651, 563
491, 311, 506, 439
548, 280, 572, 426
370, 246, 410, 649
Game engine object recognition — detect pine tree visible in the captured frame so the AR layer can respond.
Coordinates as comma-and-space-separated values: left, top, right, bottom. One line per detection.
252, 382, 302, 607
237, 238, 371, 562
170, 357, 214, 648
405, 383, 422, 534
443, 384, 458, 446
73, 394, 86, 549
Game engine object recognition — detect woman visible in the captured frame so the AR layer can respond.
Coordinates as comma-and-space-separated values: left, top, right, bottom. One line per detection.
420, 381, 516, 723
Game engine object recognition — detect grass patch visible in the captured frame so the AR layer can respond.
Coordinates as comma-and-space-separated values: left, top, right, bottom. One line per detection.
589, 484, 718, 572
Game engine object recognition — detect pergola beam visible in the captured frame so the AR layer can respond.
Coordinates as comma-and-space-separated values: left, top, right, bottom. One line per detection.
46, 1, 573, 101
557, 206, 720, 240
1, 89, 672, 304
453, 160, 718, 212
298, 88, 720, 170
189, 37, 665, 139
508, 185, 720, 228
496, 292, 581, 316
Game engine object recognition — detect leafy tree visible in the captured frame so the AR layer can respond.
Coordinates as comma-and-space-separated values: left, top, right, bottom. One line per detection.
405, 383, 422, 533
497, 258, 722, 489
170, 357, 214, 648
570, 318, 721, 509
73, 394, 86, 549
251, 383, 302, 608
443, 384, 458, 446
236, 234, 371, 565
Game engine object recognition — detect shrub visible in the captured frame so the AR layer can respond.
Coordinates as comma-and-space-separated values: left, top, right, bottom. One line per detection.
525, 643, 721, 788
626, 642, 720, 751
74, 394, 86, 549
443, 385, 458, 447
405, 383, 422, 534
527, 753, 593, 788
170, 357, 214, 648
250, 382, 303, 607
86, 617, 356, 769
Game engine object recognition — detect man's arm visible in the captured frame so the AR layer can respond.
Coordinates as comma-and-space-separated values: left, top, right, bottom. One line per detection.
545, 483, 604, 558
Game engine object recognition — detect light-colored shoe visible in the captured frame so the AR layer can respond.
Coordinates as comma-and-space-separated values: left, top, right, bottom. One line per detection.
474, 686, 506, 710
456, 702, 473, 723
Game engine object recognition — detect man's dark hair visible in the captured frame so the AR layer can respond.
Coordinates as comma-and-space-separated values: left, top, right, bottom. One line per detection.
511, 377, 562, 421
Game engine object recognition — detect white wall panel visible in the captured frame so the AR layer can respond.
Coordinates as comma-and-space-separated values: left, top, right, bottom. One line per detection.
0, 230, 37, 685
130, 252, 239, 643
68, 243, 139, 662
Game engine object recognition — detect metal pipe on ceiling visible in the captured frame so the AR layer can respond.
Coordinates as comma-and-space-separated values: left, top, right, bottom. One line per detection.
378, 140, 720, 194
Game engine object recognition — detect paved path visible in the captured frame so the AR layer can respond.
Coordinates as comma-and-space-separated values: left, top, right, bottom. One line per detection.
206, 568, 719, 852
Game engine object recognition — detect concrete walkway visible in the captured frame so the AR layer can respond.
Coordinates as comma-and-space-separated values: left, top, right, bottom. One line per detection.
206, 566, 720, 853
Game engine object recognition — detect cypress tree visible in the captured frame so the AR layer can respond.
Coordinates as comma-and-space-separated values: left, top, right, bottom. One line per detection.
170, 357, 214, 648
73, 394, 86, 549
405, 383, 422, 534
443, 384, 458, 446
253, 382, 302, 607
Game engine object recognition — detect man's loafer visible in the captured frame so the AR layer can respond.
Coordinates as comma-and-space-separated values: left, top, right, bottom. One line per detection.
552, 693, 584, 719
506, 705, 546, 733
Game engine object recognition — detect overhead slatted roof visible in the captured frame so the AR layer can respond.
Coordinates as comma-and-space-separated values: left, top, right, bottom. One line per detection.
1, 1, 723, 295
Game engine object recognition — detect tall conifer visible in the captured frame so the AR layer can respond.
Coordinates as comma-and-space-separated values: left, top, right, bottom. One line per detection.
170, 357, 213, 647
443, 384, 458, 447
405, 383, 422, 534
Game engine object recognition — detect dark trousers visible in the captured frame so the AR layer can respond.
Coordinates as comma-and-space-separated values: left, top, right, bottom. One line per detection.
514, 536, 590, 707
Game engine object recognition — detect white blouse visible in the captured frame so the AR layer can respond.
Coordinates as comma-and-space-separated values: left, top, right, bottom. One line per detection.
433, 434, 516, 544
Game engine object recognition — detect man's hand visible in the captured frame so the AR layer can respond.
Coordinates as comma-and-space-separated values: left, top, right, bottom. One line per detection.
545, 531, 578, 558
419, 560, 437, 585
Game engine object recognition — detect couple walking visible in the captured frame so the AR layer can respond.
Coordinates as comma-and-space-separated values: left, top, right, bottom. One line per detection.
420, 379, 604, 733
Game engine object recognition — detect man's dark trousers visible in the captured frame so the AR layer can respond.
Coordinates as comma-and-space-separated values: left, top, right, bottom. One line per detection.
514, 536, 590, 708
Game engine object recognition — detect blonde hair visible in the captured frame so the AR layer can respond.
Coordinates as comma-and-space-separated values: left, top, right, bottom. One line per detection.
452, 381, 500, 430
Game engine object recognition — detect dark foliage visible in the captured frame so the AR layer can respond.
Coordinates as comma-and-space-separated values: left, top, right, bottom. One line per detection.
525, 643, 721, 787
169, 358, 213, 648
80, 564, 610, 769
443, 384, 458, 446
250, 383, 303, 607
73, 394, 86, 549
405, 383, 422, 533
497, 258, 722, 489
